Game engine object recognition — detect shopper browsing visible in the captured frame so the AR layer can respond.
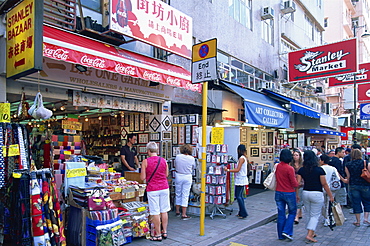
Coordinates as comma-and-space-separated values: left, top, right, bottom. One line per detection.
120, 134, 140, 175
275, 149, 299, 241
174, 144, 195, 220
140, 142, 170, 241
224, 144, 250, 219
297, 150, 334, 243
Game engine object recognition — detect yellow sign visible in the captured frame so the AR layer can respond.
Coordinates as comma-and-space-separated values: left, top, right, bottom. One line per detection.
192, 39, 217, 62
0, 103, 10, 123
6, 0, 42, 79
13, 172, 22, 178
137, 207, 146, 212
211, 127, 224, 144
62, 120, 82, 131
2, 144, 20, 157
66, 168, 87, 178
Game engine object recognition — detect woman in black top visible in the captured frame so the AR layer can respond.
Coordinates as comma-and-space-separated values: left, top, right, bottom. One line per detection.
345, 149, 370, 227
297, 150, 333, 243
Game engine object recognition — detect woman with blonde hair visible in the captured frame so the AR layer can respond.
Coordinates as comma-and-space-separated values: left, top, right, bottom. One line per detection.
175, 144, 195, 220
141, 142, 170, 241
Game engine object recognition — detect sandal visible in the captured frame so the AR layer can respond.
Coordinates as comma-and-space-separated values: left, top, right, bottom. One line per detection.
364, 220, 370, 226
175, 212, 180, 217
162, 232, 168, 239
294, 220, 299, 224
353, 222, 361, 227
182, 215, 191, 220
150, 236, 163, 241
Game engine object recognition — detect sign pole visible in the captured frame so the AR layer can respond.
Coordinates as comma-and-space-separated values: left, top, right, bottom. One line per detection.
200, 81, 207, 236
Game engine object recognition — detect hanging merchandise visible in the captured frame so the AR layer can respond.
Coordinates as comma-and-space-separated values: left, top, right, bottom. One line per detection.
17, 92, 30, 120
28, 92, 53, 120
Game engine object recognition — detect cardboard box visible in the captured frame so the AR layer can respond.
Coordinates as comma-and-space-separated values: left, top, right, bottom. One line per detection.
124, 171, 144, 183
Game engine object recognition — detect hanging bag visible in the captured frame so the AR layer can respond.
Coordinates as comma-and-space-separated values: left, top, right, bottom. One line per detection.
29, 92, 53, 120
361, 160, 370, 183
263, 164, 278, 190
332, 201, 345, 226
143, 157, 162, 202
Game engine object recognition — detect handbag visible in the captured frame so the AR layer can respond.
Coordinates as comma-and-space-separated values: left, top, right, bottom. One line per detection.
263, 164, 278, 190
88, 188, 107, 211
143, 156, 162, 202
332, 201, 345, 226
328, 201, 336, 231
361, 160, 370, 183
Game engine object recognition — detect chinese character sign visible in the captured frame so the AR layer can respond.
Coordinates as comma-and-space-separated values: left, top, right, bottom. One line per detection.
110, 0, 193, 59
6, 0, 42, 79
288, 39, 358, 83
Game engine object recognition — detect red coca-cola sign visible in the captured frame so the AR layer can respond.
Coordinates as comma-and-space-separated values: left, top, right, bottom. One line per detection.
288, 39, 358, 83
43, 45, 69, 60
329, 62, 370, 87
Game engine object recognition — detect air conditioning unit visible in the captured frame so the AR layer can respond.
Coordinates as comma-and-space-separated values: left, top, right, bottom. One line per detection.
261, 7, 274, 20
281, 0, 296, 14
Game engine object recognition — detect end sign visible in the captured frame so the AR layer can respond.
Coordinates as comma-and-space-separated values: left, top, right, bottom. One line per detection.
192, 39, 218, 84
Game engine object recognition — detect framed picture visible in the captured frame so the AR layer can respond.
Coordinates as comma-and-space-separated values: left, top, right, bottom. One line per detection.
138, 133, 149, 144
162, 116, 172, 131
178, 125, 185, 145
261, 139, 267, 146
149, 117, 161, 132
267, 155, 274, 161
240, 128, 247, 142
110, 117, 117, 126
124, 114, 130, 127
251, 147, 259, 157
162, 131, 172, 140
102, 117, 110, 126
139, 113, 145, 131
149, 132, 160, 141
129, 114, 135, 132
192, 125, 198, 145
188, 114, 197, 124
268, 147, 273, 153
185, 125, 192, 144
138, 145, 147, 154
250, 133, 258, 145
134, 114, 140, 132
172, 126, 178, 145
261, 147, 267, 153
278, 133, 284, 140
261, 154, 267, 161
172, 146, 180, 157
166, 141, 172, 160
173, 116, 180, 124
267, 132, 274, 146
180, 115, 188, 124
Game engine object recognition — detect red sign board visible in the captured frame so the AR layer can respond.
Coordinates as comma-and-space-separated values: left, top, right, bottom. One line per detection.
329, 62, 370, 87
358, 83, 370, 103
288, 39, 358, 83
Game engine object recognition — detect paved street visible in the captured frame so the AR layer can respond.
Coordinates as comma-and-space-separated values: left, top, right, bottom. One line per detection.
128, 189, 370, 245
215, 206, 370, 246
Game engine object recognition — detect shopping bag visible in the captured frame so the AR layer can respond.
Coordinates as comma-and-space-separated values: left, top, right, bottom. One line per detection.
263, 164, 278, 190
328, 201, 336, 231
332, 202, 345, 226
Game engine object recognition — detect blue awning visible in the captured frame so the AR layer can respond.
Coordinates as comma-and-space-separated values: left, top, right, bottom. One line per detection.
309, 129, 346, 137
222, 82, 289, 128
262, 89, 321, 119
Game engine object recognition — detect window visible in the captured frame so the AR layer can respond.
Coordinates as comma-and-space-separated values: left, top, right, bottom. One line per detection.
228, 0, 252, 29
324, 18, 328, 28
261, 19, 274, 45
304, 15, 314, 40
81, 0, 101, 12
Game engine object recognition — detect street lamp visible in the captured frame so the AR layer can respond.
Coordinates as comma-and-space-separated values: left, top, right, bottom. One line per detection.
352, 25, 370, 143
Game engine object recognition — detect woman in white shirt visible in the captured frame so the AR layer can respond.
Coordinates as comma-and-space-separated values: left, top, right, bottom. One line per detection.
225, 144, 250, 219
175, 144, 195, 220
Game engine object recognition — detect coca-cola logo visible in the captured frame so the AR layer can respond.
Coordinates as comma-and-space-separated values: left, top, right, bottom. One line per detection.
115, 64, 136, 76
43, 45, 69, 61
166, 77, 181, 86
143, 71, 161, 82
80, 55, 106, 68
184, 81, 201, 92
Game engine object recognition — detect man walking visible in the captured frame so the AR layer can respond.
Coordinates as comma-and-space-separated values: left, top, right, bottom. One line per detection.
329, 147, 347, 206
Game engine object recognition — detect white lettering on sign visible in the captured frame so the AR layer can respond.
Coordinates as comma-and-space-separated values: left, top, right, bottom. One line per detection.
294, 50, 350, 73
143, 71, 161, 82
166, 77, 181, 87
80, 55, 106, 68
114, 63, 136, 76
43, 46, 69, 60
335, 67, 369, 81
255, 107, 284, 126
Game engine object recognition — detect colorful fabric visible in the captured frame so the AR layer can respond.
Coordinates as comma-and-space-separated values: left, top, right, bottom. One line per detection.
0, 124, 5, 188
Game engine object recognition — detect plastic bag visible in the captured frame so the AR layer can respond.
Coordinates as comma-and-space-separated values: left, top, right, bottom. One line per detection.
29, 92, 53, 120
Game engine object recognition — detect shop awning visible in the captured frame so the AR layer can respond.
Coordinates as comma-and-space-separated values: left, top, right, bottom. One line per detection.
309, 129, 346, 137
222, 82, 289, 128
262, 89, 320, 119
42, 25, 201, 93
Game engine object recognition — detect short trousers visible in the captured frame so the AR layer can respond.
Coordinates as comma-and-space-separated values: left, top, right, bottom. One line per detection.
147, 188, 171, 215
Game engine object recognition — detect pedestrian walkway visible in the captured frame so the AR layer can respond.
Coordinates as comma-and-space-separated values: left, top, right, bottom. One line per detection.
129, 189, 276, 245
216, 205, 370, 246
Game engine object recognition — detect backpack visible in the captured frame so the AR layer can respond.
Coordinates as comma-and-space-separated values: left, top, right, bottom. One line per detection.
329, 169, 341, 191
